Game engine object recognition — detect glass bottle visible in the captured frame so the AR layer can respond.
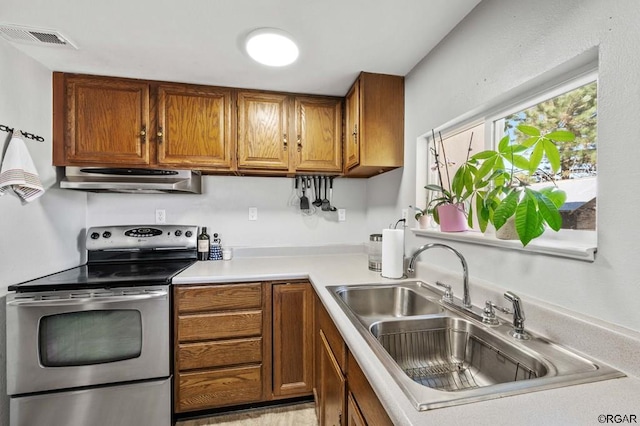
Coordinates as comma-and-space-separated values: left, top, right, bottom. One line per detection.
197, 227, 210, 261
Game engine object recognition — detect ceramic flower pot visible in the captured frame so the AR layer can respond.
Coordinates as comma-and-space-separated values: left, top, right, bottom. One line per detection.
437, 203, 467, 232
495, 216, 519, 240
418, 215, 430, 229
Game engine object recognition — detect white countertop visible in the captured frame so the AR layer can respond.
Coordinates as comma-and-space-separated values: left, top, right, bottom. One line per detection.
174, 253, 640, 426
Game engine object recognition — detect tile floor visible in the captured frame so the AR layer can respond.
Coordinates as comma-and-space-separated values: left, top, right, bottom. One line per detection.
176, 402, 318, 426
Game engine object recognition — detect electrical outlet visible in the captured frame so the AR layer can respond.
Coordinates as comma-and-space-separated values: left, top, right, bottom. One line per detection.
402, 209, 409, 221
155, 209, 166, 224
338, 208, 346, 222
248, 207, 258, 221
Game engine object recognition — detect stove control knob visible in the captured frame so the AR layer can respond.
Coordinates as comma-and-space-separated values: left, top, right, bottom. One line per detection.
175, 230, 183, 237
90, 232, 100, 240
102, 231, 112, 239
185, 231, 193, 237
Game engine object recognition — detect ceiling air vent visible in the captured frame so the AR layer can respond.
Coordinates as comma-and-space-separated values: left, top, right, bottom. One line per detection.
0, 24, 76, 49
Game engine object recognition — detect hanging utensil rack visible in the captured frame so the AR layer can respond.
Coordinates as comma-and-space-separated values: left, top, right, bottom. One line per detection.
0, 124, 45, 142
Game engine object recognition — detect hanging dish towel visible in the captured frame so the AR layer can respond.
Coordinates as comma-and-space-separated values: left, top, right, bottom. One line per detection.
0, 131, 44, 202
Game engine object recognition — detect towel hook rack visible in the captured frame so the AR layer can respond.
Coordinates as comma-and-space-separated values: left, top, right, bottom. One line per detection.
0, 124, 45, 142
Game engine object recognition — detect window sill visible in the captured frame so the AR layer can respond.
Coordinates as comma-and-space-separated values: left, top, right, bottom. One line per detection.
411, 228, 597, 262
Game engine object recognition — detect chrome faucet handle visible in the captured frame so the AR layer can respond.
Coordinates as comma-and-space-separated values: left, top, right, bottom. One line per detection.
482, 300, 511, 325
504, 291, 530, 340
435, 281, 454, 304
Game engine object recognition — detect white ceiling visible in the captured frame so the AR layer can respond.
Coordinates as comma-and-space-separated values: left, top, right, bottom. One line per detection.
0, 0, 480, 96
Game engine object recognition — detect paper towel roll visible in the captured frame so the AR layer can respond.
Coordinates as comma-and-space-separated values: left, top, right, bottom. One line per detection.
381, 229, 404, 279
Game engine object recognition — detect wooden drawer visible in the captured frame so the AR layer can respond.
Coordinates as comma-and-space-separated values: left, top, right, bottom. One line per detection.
175, 283, 262, 313
317, 298, 347, 373
178, 311, 262, 342
177, 365, 263, 412
178, 337, 262, 370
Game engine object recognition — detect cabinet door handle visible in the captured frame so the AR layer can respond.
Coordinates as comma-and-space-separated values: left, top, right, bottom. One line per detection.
157, 127, 163, 144
297, 135, 302, 152
140, 126, 147, 142
352, 124, 358, 144
283, 133, 288, 150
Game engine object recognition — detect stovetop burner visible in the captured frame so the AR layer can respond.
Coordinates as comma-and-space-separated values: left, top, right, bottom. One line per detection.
8, 260, 196, 292
9, 224, 199, 292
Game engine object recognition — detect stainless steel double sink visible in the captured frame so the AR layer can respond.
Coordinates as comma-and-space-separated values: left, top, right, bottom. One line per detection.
327, 281, 624, 411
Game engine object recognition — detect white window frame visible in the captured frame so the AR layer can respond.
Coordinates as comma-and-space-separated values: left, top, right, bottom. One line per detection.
414, 68, 598, 262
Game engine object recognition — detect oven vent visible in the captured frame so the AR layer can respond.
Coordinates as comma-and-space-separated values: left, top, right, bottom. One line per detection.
0, 24, 77, 49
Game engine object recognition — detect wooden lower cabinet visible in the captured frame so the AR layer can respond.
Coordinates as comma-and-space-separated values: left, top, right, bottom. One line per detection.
174, 283, 266, 413
174, 280, 314, 415
272, 281, 314, 398
347, 393, 367, 426
319, 331, 346, 426
314, 291, 393, 426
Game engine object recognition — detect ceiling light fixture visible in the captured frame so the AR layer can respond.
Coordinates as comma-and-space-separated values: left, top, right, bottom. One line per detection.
245, 28, 299, 67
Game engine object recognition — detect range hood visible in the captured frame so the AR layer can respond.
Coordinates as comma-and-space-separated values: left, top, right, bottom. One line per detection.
60, 167, 202, 194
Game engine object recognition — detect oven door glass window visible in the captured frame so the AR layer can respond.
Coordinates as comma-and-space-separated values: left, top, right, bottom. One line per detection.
39, 310, 142, 367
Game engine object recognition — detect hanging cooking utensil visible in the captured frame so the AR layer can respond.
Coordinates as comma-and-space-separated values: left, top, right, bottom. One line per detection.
328, 176, 337, 211
300, 176, 310, 211
321, 176, 330, 211
313, 176, 323, 207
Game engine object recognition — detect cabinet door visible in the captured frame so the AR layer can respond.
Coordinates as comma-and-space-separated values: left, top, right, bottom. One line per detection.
319, 331, 346, 426
237, 92, 290, 170
344, 81, 360, 171
157, 84, 233, 169
347, 393, 367, 426
64, 76, 150, 165
295, 97, 342, 172
272, 282, 314, 398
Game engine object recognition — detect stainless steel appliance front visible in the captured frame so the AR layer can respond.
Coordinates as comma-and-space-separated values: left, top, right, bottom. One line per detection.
6, 285, 169, 395
10, 377, 171, 426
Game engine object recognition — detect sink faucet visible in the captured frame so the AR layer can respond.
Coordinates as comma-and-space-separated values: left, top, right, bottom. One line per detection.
407, 243, 471, 309
504, 291, 530, 340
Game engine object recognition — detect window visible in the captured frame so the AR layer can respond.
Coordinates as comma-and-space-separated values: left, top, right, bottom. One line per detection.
491, 78, 597, 231
416, 68, 598, 260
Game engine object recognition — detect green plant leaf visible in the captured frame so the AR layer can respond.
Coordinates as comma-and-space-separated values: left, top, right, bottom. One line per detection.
493, 190, 519, 230
511, 154, 531, 171
521, 136, 540, 148
476, 194, 489, 232
543, 140, 562, 172
531, 190, 562, 231
425, 184, 445, 193
471, 150, 498, 160
545, 130, 576, 142
529, 142, 545, 173
539, 187, 567, 208
476, 155, 497, 180
517, 125, 541, 137
498, 135, 510, 152
515, 193, 544, 246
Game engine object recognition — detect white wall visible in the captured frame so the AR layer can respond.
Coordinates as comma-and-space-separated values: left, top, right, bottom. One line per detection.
87, 175, 369, 248
0, 41, 86, 425
367, 0, 640, 332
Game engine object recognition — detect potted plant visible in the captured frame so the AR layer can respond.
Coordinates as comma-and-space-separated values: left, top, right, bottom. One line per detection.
410, 205, 430, 228
451, 124, 575, 246
423, 131, 470, 232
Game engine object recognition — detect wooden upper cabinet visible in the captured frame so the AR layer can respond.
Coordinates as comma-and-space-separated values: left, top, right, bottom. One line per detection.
295, 97, 342, 173
157, 84, 233, 170
55, 74, 150, 165
237, 91, 290, 171
343, 72, 404, 178
344, 83, 360, 171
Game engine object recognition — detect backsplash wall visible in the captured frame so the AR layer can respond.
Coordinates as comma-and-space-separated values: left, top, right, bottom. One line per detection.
87, 175, 369, 248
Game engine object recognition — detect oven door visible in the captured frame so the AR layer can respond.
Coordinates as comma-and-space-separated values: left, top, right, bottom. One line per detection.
6, 286, 169, 395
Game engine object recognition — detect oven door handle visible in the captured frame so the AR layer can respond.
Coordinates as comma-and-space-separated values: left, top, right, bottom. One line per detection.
7, 291, 168, 307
